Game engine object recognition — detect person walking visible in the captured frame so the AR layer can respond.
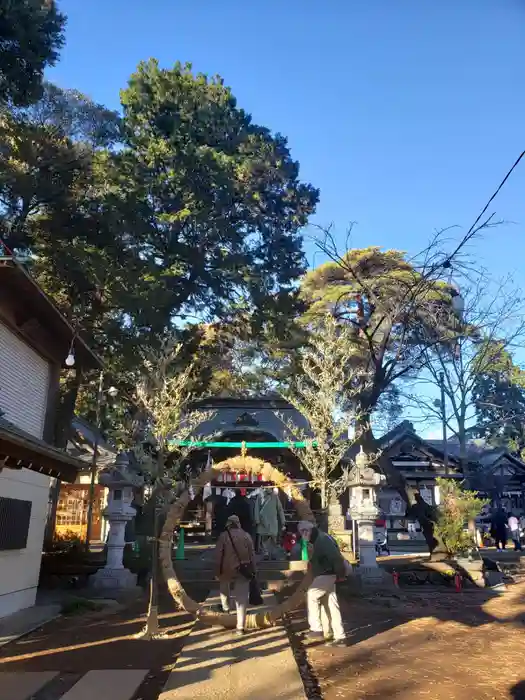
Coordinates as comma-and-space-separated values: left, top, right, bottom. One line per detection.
254, 488, 285, 560
491, 508, 508, 551
215, 515, 256, 635
298, 520, 347, 647
508, 513, 522, 551
227, 490, 253, 538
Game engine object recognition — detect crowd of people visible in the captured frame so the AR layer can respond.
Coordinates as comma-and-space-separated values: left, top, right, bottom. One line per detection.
213, 489, 348, 644
212, 490, 525, 640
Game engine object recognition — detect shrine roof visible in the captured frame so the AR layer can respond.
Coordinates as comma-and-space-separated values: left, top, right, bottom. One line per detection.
188, 396, 312, 442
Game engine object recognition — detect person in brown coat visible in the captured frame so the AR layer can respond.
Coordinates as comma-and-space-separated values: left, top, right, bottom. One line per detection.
215, 514, 256, 634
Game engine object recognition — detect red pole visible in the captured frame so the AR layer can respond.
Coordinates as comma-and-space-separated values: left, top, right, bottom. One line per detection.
454, 572, 462, 592
392, 570, 399, 588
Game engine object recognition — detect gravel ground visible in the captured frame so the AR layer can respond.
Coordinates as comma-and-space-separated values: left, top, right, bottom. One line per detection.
284, 581, 525, 700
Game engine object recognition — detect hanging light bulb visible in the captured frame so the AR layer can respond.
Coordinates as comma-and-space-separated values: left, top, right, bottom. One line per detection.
65, 337, 76, 367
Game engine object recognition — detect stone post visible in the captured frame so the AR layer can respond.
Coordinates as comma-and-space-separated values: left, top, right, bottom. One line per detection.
90, 453, 143, 590
348, 447, 387, 585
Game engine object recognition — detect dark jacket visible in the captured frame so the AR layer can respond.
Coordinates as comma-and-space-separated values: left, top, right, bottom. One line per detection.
310, 529, 346, 579
227, 494, 253, 535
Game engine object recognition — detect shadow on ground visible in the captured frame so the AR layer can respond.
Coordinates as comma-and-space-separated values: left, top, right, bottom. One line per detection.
284, 580, 525, 700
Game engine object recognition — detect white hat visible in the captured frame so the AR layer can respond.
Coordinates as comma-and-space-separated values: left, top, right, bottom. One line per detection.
297, 520, 314, 531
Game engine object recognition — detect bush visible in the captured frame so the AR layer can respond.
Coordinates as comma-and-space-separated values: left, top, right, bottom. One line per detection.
434, 478, 488, 557
61, 597, 103, 616
46, 531, 83, 556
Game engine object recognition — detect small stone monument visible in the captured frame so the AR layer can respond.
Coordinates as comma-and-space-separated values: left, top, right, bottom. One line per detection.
327, 493, 352, 550
348, 447, 387, 585
90, 452, 144, 590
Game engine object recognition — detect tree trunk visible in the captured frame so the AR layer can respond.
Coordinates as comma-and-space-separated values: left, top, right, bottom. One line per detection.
141, 485, 161, 639
44, 369, 83, 548
320, 482, 328, 511
54, 369, 83, 448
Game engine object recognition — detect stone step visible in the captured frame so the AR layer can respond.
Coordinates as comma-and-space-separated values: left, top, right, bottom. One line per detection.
174, 558, 307, 572
0, 671, 148, 700
0, 671, 58, 700
176, 570, 305, 585
61, 670, 148, 700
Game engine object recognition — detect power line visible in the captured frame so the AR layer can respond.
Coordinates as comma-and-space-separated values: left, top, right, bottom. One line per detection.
447, 149, 525, 263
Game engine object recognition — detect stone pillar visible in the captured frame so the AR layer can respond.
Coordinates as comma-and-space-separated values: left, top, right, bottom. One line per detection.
90, 453, 143, 590
348, 447, 388, 585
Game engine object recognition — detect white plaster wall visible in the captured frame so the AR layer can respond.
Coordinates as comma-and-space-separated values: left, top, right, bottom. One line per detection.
0, 321, 52, 618
0, 468, 50, 618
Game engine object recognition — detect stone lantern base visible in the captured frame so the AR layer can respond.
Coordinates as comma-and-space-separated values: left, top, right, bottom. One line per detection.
90, 566, 138, 590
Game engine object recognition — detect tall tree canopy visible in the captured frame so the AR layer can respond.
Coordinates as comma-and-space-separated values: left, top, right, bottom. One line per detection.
298, 243, 464, 557
0, 0, 66, 106
0, 63, 318, 439
472, 342, 525, 457
112, 59, 318, 336
299, 245, 458, 446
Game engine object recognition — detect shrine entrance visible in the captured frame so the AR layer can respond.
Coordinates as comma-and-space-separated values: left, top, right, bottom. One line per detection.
159, 452, 315, 629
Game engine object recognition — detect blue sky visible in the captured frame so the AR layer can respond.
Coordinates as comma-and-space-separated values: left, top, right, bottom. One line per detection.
49, 1, 525, 435
49, 0, 525, 276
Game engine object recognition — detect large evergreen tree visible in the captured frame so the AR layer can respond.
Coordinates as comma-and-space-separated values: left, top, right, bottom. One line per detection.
0, 0, 65, 106
113, 59, 318, 336
0, 62, 318, 440
472, 342, 525, 456
299, 244, 463, 557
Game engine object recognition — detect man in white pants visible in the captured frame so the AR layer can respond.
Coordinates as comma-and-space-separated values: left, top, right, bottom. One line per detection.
298, 521, 347, 647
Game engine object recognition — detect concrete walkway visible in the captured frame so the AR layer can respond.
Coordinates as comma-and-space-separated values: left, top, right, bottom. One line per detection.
160, 592, 305, 700
0, 604, 61, 648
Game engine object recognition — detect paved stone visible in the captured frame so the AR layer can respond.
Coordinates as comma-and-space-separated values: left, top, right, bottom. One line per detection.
60, 670, 148, 700
160, 625, 304, 699
0, 605, 62, 647
0, 671, 58, 700
160, 592, 305, 699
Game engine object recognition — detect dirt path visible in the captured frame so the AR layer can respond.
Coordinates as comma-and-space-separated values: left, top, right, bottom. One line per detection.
0, 592, 198, 700
287, 582, 525, 700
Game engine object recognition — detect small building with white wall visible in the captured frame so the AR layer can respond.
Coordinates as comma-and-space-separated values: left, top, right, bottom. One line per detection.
0, 255, 100, 618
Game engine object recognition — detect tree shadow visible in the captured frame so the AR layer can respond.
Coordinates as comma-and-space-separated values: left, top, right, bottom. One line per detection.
283, 579, 525, 699
511, 681, 525, 699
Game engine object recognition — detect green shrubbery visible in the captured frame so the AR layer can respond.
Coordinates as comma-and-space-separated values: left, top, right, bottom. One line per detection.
434, 478, 488, 557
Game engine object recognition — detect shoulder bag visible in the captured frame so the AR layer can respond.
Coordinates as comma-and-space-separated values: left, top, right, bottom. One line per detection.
226, 529, 255, 580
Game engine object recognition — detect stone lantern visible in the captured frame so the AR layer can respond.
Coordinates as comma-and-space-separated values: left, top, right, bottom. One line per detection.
348, 447, 386, 584
90, 452, 144, 590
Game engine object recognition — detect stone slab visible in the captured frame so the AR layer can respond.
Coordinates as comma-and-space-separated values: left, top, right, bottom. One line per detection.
0, 604, 62, 647
160, 591, 305, 700
0, 671, 57, 700
61, 670, 148, 700
89, 568, 138, 589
